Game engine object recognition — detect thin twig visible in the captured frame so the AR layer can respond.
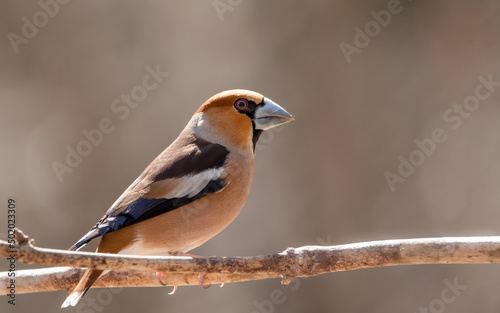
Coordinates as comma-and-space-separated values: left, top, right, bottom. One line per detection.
2, 228, 500, 295
0, 267, 269, 295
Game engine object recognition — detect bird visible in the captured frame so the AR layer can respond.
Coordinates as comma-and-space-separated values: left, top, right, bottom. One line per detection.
61, 89, 294, 307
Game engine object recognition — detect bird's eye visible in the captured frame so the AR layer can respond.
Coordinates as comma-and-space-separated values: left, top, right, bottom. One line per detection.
234, 98, 249, 111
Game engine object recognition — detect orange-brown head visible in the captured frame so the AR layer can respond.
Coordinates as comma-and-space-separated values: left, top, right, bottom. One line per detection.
189, 89, 294, 150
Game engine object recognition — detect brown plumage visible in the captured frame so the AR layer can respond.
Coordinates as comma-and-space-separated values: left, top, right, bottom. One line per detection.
62, 89, 293, 307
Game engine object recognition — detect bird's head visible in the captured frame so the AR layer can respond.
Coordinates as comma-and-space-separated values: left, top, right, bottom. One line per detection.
188, 89, 294, 150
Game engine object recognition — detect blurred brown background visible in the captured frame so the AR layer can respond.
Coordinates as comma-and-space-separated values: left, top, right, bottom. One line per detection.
2, 1, 500, 312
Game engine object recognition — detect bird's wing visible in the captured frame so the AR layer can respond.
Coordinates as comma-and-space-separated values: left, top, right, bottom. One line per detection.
70, 134, 229, 250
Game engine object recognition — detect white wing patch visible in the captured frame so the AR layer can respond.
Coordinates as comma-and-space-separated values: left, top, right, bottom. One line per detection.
159, 168, 224, 199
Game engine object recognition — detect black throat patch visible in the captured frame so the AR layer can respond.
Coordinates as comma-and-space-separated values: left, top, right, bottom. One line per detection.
252, 123, 263, 152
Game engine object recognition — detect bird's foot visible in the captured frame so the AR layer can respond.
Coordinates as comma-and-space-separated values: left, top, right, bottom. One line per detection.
156, 271, 178, 295
158, 253, 216, 291
181, 253, 213, 289
198, 272, 211, 289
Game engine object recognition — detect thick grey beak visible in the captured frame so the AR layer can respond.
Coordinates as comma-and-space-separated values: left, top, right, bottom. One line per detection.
254, 97, 294, 130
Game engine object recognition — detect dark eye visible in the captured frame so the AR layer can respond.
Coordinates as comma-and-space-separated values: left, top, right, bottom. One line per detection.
234, 98, 249, 111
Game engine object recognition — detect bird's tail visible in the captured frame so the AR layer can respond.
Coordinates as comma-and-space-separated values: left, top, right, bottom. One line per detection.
61, 268, 103, 308
69, 227, 101, 251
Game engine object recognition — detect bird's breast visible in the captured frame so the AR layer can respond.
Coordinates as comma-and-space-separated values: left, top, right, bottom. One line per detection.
119, 149, 255, 255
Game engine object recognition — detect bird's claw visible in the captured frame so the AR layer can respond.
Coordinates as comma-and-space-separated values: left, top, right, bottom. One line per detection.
181, 253, 213, 289
156, 271, 167, 285
198, 272, 211, 289
157, 271, 178, 295
168, 285, 178, 295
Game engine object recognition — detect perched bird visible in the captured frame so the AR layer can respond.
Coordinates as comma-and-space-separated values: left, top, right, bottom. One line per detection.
61, 89, 294, 307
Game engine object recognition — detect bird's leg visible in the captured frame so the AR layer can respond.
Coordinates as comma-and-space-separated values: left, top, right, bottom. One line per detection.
180, 252, 204, 258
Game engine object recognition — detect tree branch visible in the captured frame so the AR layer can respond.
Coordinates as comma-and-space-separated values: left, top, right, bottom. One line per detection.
2, 228, 500, 295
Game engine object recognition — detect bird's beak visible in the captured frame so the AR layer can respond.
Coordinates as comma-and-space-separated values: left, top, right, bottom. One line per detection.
254, 98, 294, 130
